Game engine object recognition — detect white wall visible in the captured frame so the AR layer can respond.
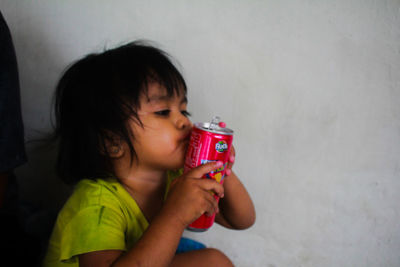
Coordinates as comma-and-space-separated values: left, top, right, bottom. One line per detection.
1, 1, 400, 266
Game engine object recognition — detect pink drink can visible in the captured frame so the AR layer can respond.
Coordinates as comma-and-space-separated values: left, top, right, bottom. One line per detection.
184, 117, 234, 232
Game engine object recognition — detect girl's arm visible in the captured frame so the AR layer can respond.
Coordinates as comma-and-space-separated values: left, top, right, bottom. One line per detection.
79, 162, 226, 267
79, 211, 184, 266
112, 208, 187, 266
215, 171, 256, 229
215, 147, 256, 230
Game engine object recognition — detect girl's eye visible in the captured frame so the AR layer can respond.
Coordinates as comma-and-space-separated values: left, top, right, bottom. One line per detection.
155, 110, 170, 116
181, 110, 192, 117
154, 110, 191, 117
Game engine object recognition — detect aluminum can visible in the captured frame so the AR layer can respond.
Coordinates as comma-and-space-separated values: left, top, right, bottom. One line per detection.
184, 118, 234, 232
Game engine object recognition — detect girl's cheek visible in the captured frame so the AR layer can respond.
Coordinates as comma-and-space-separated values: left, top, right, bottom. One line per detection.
161, 131, 175, 143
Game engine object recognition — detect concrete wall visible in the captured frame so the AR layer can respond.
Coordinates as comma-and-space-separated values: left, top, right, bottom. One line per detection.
1, 1, 400, 266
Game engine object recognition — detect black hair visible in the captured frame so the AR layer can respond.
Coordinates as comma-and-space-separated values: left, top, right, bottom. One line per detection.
53, 41, 187, 184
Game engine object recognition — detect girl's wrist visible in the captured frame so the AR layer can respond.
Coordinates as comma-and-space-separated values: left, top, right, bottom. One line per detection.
157, 206, 188, 232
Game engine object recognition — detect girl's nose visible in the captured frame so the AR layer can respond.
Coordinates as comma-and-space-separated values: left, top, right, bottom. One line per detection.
176, 114, 191, 130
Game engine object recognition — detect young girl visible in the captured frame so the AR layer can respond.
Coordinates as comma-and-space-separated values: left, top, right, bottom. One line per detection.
43, 41, 255, 267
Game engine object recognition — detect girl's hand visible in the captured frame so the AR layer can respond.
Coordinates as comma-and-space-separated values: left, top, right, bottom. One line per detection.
225, 145, 236, 177
163, 161, 225, 228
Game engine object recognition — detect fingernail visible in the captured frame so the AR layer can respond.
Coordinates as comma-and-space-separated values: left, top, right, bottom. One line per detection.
226, 169, 231, 176
216, 161, 223, 167
230, 155, 235, 162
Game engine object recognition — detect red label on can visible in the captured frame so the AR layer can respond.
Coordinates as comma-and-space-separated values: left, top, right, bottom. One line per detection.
184, 123, 233, 231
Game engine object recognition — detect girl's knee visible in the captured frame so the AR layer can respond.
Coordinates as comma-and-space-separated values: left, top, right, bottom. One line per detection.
204, 248, 234, 267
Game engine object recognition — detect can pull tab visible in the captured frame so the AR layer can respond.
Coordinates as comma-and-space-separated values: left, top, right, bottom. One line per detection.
208, 116, 220, 130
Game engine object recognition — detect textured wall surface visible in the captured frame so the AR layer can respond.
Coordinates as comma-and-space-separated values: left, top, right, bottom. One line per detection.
1, 1, 400, 266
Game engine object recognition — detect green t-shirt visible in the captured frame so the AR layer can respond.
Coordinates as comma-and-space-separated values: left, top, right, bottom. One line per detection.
43, 170, 182, 267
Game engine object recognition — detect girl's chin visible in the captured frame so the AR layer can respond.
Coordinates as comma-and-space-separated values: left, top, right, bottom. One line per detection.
163, 147, 186, 170
159, 157, 185, 171
173, 156, 186, 170
176, 158, 186, 169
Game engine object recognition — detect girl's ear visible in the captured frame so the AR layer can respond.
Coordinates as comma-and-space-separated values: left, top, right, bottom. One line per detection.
105, 142, 125, 158
100, 132, 125, 159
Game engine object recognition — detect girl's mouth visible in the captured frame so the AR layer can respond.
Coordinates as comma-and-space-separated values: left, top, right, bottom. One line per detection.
180, 132, 191, 142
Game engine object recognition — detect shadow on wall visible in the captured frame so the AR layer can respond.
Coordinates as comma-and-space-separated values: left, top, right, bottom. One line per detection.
7, 9, 73, 266
11, 6, 73, 212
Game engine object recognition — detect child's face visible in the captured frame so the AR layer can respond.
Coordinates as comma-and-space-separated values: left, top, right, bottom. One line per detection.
129, 82, 192, 170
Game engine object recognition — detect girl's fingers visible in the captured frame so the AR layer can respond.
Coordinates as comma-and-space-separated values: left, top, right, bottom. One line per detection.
187, 161, 223, 179
225, 146, 236, 176
202, 191, 220, 216
229, 146, 236, 161
197, 177, 224, 197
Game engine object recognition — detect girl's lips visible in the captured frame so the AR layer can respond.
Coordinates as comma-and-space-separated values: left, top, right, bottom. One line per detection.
180, 132, 191, 142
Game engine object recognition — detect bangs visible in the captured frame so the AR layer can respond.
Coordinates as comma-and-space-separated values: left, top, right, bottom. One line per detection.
107, 41, 187, 113
143, 68, 187, 99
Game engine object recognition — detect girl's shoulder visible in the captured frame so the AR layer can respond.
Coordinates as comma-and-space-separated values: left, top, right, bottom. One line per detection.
65, 177, 129, 211
75, 177, 121, 195
75, 177, 121, 192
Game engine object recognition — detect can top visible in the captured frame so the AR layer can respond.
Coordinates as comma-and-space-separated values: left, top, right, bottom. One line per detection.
195, 122, 234, 135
